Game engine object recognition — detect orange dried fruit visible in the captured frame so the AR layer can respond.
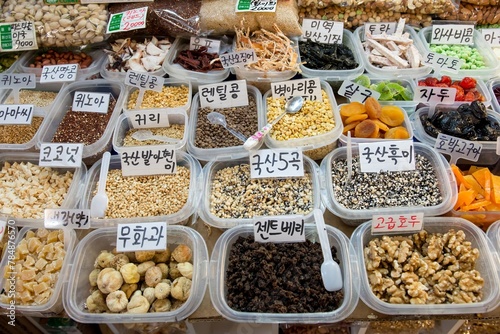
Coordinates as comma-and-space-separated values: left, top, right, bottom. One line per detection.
354, 119, 379, 138
343, 121, 360, 134
372, 119, 390, 132
379, 106, 405, 127
365, 97, 382, 119
344, 113, 368, 124
340, 102, 366, 118
384, 126, 410, 139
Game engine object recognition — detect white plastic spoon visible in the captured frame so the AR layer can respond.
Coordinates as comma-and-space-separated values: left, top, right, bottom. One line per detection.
207, 112, 248, 143
131, 129, 180, 143
90, 152, 111, 218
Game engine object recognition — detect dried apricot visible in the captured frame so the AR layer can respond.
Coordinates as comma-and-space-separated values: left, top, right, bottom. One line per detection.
379, 106, 405, 127
343, 121, 360, 134
344, 113, 368, 125
355, 119, 379, 138
372, 119, 390, 132
384, 126, 410, 139
340, 102, 366, 118
365, 97, 382, 119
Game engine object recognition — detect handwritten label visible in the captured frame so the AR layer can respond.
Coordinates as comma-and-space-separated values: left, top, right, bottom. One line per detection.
271, 77, 322, 101
416, 87, 457, 104
72, 92, 110, 113
40, 64, 78, 83
0, 21, 38, 51
236, 0, 277, 12
44, 209, 90, 229
338, 80, 381, 103
125, 71, 163, 92
120, 145, 176, 176
39, 143, 83, 167
481, 28, 500, 47
301, 19, 343, 44
359, 141, 415, 173
364, 22, 397, 37
422, 52, 462, 74
371, 213, 424, 234
254, 216, 305, 243
199, 80, 248, 109
219, 49, 257, 68
189, 37, 221, 54
129, 111, 170, 129
434, 133, 482, 165
250, 149, 304, 179
116, 222, 167, 252
107, 7, 147, 33
431, 24, 474, 45
0, 73, 35, 89
0, 104, 34, 125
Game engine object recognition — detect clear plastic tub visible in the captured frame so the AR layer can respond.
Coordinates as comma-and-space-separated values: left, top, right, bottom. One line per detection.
63, 225, 208, 323
488, 77, 500, 114
418, 27, 500, 80
486, 220, 500, 254
209, 223, 359, 323
36, 79, 126, 166
353, 75, 418, 109
80, 151, 202, 227
351, 217, 500, 315
186, 85, 263, 162
319, 143, 457, 226
199, 156, 322, 229
411, 105, 500, 166
0, 151, 87, 227
0, 227, 77, 317
354, 25, 432, 79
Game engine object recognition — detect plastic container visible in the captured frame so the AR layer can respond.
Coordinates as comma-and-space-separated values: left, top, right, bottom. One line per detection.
354, 25, 432, 79
411, 105, 500, 166
320, 143, 457, 226
351, 217, 500, 315
186, 85, 263, 162
80, 151, 202, 227
353, 75, 419, 109
418, 27, 500, 80
0, 151, 87, 227
488, 77, 500, 114
486, 220, 500, 254
0, 227, 77, 317
199, 156, 322, 229
36, 79, 126, 166
261, 80, 342, 161
63, 225, 208, 323
209, 223, 359, 323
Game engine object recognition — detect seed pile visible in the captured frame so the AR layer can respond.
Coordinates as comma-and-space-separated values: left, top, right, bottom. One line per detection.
0, 117, 43, 144
127, 85, 189, 110
5, 90, 58, 107
123, 125, 185, 147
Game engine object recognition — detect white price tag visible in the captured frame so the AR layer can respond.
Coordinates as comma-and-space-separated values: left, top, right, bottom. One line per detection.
364, 22, 398, 37
120, 145, 176, 176
0, 73, 36, 89
0, 21, 38, 51
371, 213, 424, 234
301, 19, 343, 44
359, 141, 415, 173
116, 222, 167, 252
44, 209, 90, 229
128, 111, 170, 129
0, 104, 34, 125
254, 216, 305, 243
434, 133, 482, 165
481, 28, 500, 47
39, 143, 83, 167
250, 148, 304, 179
106, 7, 147, 33
72, 92, 110, 113
125, 71, 164, 92
189, 37, 221, 54
431, 24, 475, 45
236, 0, 277, 12
199, 80, 248, 109
416, 87, 457, 104
338, 80, 381, 103
219, 49, 257, 68
271, 78, 322, 102
40, 64, 78, 83
422, 52, 463, 74
0, 220, 6, 242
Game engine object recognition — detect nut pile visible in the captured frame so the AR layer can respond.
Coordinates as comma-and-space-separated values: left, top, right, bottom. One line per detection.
29, 49, 93, 69
85, 244, 194, 315
123, 125, 185, 147
364, 229, 484, 304
0, 228, 66, 306
209, 164, 314, 219
127, 85, 189, 110
0, 117, 43, 144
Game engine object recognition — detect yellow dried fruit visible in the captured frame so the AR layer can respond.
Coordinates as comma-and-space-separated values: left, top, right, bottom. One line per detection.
365, 97, 382, 120
171, 244, 192, 263
135, 250, 155, 262
340, 101, 366, 117
145, 266, 163, 287
97, 268, 123, 294
153, 249, 171, 263
106, 290, 128, 312
354, 119, 379, 138
127, 295, 150, 314
95, 251, 115, 269
372, 119, 390, 132
379, 106, 405, 127
384, 126, 410, 139
171, 277, 191, 301
120, 263, 140, 284
342, 121, 360, 135
344, 113, 368, 125
154, 281, 171, 300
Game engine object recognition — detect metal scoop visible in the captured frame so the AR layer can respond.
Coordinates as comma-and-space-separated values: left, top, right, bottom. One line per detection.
131, 129, 180, 143
207, 112, 247, 142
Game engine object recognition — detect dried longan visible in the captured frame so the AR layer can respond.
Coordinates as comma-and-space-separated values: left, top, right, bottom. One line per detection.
385, 126, 410, 139
379, 106, 405, 127
355, 119, 379, 138
365, 97, 382, 119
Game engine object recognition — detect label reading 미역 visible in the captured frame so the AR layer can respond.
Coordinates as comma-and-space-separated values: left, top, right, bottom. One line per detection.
0, 104, 34, 125
0, 73, 36, 89
39, 143, 83, 167
40, 64, 78, 83
116, 222, 167, 252
129, 111, 170, 129
189, 37, 221, 54
199, 80, 248, 109
301, 19, 343, 44
422, 52, 462, 74
0, 21, 38, 52
72, 92, 110, 113
431, 24, 474, 45
254, 216, 305, 243
481, 28, 500, 47
125, 71, 163, 92
271, 77, 322, 102
219, 49, 257, 68
236, 0, 277, 12
250, 148, 304, 179
338, 80, 381, 103
416, 87, 457, 104
106, 7, 147, 33
371, 213, 424, 234
120, 145, 176, 177
44, 209, 90, 229
364, 22, 397, 37
358, 141, 415, 173
434, 133, 482, 165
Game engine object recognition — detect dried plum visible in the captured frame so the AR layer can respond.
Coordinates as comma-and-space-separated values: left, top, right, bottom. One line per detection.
299, 39, 358, 71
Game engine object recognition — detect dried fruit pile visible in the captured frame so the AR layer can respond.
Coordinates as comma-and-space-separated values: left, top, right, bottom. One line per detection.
417, 76, 485, 102
174, 46, 223, 72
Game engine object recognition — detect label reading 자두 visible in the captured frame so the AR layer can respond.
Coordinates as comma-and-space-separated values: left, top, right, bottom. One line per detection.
416, 87, 457, 104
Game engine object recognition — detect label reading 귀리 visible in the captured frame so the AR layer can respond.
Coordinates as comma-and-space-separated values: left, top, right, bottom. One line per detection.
301, 19, 343, 44
431, 24, 475, 45
116, 222, 167, 252
44, 209, 90, 229
271, 77, 322, 102
39, 143, 83, 167
358, 141, 415, 173
128, 110, 170, 129
72, 92, 111, 113
254, 216, 305, 243
199, 80, 248, 109
338, 80, 381, 103
250, 149, 304, 179
0, 21, 38, 51
371, 213, 424, 234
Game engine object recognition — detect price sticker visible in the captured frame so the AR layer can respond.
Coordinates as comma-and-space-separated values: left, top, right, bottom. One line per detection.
40, 64, 78, 83
364, 22, 398, 37
0, 21, 38, 51
120, 145, 176, 176
128, 111, 170, 129
338, 80, 381, 103
431, 24, 474, 45
481, 28, 500, 47
434, 133, 482, 165
116, 222, 167, 252
106, 7, 147, 33
371, 213, 424, 234
72, 92, 110, 113
271, 77, 322, 102
236, 0, 277, 12
416, 87, 457, 104
359, 141, 415, 173
125, 71, 163, 92
0, 73, 35, 89
189, 37, 221, 54
422, 52, 463, 74
254, 216, 305, 243
39, 143, 83, 167
199, 80, 248, 109
0, 104, 34, 125
219, 49, 257, 68
250, 148, 304, 179
44, 209, 90, 229
301, 19, 343, 44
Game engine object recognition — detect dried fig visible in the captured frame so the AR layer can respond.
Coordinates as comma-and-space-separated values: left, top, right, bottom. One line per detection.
120, 263, 140, 284
111, 254, 130, 270
157, 263, 169, 279
127, 295, 150, 314
89, 268, 100, 287
153, 249, 171, 263
137, 261, 155, 277
135, 250, 155, 262
95, 251, 115, 269
171, 244, 192, 263
86, 290, 108, 313
106, 290, 128, 312
143, 287, 156, 305
154, 282, 171, 299
97, 268, 123, 294
171, 277, 191, 301
120, 283, 138, 299
145, 266, 163, 287
177, 262, 193, 279
152, 298, 171, 312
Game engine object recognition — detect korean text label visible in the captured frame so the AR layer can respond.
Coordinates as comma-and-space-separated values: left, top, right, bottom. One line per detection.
358, 141, 416, 173
219, 49, 257, 68
271, 77, 322, 102
0, 104, 34, 125
189, 37, 221, 54
72, 92, 110, 113
44, 209, 90, 229
40, 64, 78, 83
364, 22, 397, 37
371, 213, 424, 234
199, 80, 248, 109
120, 145, 177, 177
434, 133, 482, 165
338, 80, 381, 103
301, 19, 343, 44
116, 222, 167, 252
0, 73, 35, 89
422, 52, 463, 74
416, 87, 457, 104
125, 71, 163, 92
39, 143, 83, 167
254, 216, 306, 243
250, 148, 304, 179
129, 111, 170, 129
431, 24, 475, 45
